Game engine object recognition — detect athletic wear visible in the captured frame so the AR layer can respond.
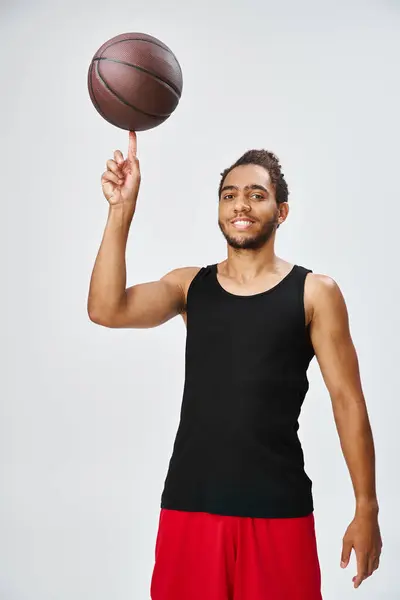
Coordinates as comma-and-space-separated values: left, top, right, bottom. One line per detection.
150, 508, 322, 600
160, 264, 315, 518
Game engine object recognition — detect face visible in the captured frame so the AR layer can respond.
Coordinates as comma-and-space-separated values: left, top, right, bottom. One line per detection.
218, 164, 286, 250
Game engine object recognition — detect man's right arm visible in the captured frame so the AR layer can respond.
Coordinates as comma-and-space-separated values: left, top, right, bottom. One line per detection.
88, 253, 198, 329
87, 132, 199, 329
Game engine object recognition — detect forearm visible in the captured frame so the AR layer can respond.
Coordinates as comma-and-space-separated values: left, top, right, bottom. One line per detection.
332, 396, 379, 515
87, 204, 134, 320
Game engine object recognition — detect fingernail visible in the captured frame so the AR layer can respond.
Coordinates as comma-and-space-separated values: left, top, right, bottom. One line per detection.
340, 561, 346, 568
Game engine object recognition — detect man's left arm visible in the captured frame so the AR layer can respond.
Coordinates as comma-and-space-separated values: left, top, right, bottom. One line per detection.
308, 274, 383, 589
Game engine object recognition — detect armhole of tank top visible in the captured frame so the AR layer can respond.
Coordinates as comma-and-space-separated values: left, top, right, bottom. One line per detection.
184, 266, 207, 311
301, 267, 313, 330
302, 269, 314, 355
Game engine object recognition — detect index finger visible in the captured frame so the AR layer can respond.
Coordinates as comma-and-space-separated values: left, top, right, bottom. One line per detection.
128, 130, 137, 161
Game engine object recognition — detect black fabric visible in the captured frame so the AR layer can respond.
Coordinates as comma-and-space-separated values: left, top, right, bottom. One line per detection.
160, 263, 315, 518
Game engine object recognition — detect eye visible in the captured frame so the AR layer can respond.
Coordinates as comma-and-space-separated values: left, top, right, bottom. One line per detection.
222, 194, 234, 200
251, 193, 264, 200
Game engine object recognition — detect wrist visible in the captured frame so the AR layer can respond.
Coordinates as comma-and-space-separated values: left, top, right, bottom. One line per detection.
107, 202, 135, 228
355, 497, 379, 517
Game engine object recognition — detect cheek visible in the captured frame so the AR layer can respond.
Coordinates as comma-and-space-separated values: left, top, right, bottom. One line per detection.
218, 205, 228, 220
260, 207, 278, 220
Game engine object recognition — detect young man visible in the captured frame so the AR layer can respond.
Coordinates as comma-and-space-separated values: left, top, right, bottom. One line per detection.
88, 131, 382, 599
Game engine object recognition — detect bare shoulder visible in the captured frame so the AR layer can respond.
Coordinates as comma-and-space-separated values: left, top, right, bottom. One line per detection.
304, 272, 347, 322
305, 272, 341, 294
161, 266, 202, 302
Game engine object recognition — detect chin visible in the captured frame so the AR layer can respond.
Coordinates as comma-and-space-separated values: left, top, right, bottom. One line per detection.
226, 235, 263, 250
218, 220, 272, 250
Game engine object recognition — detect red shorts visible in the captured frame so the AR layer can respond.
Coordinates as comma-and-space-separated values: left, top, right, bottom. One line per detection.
150, 508, 322, 600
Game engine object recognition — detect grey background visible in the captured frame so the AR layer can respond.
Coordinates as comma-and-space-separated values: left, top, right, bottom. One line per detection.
1, 0, 399, 598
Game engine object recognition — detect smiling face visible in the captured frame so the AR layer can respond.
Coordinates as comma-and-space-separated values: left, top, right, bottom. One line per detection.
218, 164, 284, 250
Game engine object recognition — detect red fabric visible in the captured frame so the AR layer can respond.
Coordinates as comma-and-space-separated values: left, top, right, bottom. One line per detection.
150, 508, 322, 600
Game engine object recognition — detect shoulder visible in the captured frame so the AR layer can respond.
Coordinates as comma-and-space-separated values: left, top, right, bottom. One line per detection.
305, 272, 340, 293
161, 266, 204, 323
304, 272, 347, 320
161, 266, 202, 285
161, 266, 203, 297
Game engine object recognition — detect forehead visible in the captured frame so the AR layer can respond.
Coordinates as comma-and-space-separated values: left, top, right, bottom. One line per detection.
223, 164, 272, 188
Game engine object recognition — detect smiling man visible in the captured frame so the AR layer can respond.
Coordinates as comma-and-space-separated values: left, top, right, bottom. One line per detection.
88, 132, 382, 600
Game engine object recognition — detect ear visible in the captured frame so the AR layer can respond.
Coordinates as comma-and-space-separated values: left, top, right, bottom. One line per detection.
278, 202, 289, 224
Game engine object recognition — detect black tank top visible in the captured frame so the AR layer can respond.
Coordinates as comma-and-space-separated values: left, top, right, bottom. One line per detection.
160, 263, 315, 518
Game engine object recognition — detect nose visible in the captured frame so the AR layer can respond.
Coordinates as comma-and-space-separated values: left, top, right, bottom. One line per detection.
233, 194, 251, 212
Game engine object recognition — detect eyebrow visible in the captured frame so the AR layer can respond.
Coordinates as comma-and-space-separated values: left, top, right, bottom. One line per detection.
220, 184, 269, 195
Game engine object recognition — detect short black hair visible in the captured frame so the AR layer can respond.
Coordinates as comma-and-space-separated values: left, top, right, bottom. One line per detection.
218, 149, 289, 205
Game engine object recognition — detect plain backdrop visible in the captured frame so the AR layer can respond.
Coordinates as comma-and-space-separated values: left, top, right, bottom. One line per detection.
1, 0, 399, 598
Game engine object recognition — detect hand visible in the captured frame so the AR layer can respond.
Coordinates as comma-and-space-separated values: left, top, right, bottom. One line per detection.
101, 130, 141, 209
340, 512, 383, 588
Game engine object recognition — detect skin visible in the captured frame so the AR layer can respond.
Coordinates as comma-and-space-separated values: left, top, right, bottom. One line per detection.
88, 131, 383, 589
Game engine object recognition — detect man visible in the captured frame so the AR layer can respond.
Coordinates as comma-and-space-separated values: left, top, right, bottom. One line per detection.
88, 131, 382, 599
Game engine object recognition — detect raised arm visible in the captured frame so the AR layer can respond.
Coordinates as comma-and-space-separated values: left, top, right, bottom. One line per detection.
87, 130, 199, 328
89, 265, 199, 329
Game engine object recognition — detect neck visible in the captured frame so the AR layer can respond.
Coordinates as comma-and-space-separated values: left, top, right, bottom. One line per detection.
223, 241, 284, 279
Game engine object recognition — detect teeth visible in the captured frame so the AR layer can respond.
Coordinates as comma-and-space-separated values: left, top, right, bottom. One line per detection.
234, 220, 252, 225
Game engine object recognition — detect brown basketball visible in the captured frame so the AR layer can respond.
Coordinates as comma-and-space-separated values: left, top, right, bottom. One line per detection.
87, 32, 183, 131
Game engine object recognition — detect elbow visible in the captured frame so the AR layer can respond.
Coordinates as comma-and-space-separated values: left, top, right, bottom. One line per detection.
88, 310, 107, 326
87, 293, 127, 327
87, 306, 115, 327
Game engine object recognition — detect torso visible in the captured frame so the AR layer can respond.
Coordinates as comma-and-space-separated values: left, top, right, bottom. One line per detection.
161, 260, 316, 518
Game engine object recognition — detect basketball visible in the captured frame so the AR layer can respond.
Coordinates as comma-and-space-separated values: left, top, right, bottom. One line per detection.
87, 32, 183, 131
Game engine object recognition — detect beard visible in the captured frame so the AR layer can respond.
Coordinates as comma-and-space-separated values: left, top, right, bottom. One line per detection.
218, 212, 280, 250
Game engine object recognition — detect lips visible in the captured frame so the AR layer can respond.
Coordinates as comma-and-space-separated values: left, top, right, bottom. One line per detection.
231, 218, 256, 230
231, 217, 256, 224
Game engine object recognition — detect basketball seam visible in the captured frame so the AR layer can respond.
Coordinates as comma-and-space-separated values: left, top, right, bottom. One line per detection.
95, 60, 169, 119
88, 62, 120, 128
93, 57, 181, 97
98, 37, 183, 79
